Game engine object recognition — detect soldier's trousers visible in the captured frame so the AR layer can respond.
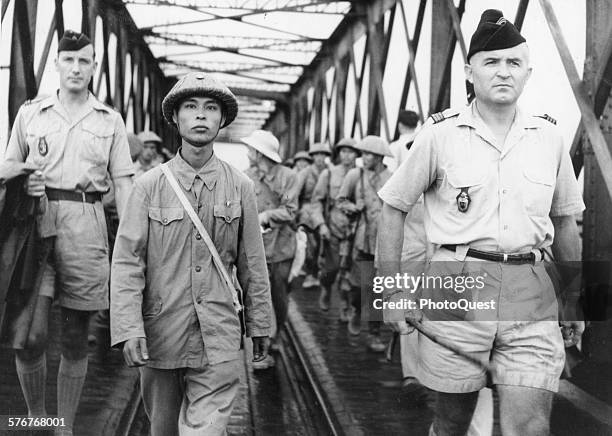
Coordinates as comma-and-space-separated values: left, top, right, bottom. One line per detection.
317, 235, 342, 289
268, 259, 292, 336
140, 359, 240, 436
349, 251, 381, 335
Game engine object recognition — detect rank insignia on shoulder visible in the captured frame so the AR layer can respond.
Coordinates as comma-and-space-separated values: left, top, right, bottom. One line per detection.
536, 114, 557, 125
429, 109, 460, 124
23, 96, 45, 106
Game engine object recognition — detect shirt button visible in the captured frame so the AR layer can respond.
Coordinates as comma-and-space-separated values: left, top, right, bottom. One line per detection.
196, 297, 202, 304
162, 218, 168, 224
502, 189, 508, 194
195, 233, 202, 240
503, 225, 509, 230
195, 266, 202, 272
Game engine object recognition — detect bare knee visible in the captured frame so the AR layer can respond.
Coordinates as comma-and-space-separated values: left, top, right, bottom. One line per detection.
60, 308, 91, 360
501, 411, 549, 436
433, 391, 479, 436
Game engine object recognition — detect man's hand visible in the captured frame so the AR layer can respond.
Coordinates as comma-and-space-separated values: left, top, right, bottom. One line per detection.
25, 169, 45, 197
318, 224, 331, 240
560, 320, 585, 348
122, 337, 149, 367
385, 307, 424, 335
252, 336, 270, 362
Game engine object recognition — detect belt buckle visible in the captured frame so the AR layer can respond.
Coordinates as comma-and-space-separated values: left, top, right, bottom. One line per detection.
502, 253, 508, 263
81, 192, 86, 203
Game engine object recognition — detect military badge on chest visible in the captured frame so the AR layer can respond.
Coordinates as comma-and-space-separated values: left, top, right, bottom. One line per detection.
456, 187, 471, 213
38, 137, 48, 156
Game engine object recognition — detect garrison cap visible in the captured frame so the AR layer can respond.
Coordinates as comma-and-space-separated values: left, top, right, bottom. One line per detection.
467, 9, 526, 62
58, 30, 93, 52
293, 151, 313, 163
162, 72, 238, 128
355, 135, 393, 157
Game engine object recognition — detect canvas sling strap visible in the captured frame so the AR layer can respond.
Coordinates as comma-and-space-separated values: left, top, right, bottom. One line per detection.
160, 163, 242, 314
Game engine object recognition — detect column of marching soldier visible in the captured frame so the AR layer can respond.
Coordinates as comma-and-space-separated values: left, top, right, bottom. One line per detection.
0, 8, 586, 436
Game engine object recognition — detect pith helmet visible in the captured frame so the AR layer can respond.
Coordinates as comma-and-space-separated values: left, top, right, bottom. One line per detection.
162, 72, 238, 128
334, 137, 360, 156
309, 142, 331, 156
127, 133, 143, 161
293, 151, 313, 163
241, 130, 282, 163
356, 135, 393, 157
137, 130, 162, 144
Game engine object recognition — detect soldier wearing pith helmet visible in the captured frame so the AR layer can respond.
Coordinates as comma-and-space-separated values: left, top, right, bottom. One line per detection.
378, 9, 584, 435
111, 72, 272, 436
335, 136, 393, 350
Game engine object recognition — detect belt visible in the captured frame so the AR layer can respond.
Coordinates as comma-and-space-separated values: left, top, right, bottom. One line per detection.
46, 188, 102, 204
441, 245, 543, 264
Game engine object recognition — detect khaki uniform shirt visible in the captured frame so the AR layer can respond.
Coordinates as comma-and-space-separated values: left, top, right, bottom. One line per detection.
244, 164, 298, 263
5, 92, 134, 192
110, 153, 272, 368
337, 166, 392, 255
384, 132, 416, 173
311, 164, 355, 238
379, 103, 585, 253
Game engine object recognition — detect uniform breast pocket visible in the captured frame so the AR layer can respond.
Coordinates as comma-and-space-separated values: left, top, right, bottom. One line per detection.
148, 206, 185, 251
443, 167, 489, 214
213, 201, 242, 251
26, 126, 60, 166
80, 119, 113, 165
522, 168, 554, 217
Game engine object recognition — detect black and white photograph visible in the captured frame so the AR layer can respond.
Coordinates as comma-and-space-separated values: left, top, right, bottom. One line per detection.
0, 0, 610, 435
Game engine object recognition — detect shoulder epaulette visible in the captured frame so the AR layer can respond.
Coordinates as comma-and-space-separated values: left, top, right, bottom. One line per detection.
535, 114, 557, 125
429, 108, 460, 124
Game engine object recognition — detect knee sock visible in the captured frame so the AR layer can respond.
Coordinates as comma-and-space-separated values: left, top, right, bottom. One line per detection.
57, 355, 88, 434
15, 353, 47, 416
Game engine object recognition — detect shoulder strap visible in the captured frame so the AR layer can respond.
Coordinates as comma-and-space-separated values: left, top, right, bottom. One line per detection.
160, 164, 242, 314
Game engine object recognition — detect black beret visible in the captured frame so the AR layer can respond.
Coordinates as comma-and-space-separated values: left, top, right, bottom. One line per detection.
58, 30, 93, 53
467, 10, 526, 62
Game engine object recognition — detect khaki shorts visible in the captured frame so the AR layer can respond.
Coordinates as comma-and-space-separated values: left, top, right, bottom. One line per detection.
39, 200, 110, 311
416, 248, 565, 393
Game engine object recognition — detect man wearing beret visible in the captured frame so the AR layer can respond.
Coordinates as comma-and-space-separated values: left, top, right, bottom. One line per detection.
3, 30, 134, 435
110, 72, 272, 435
378, 10, 584, 435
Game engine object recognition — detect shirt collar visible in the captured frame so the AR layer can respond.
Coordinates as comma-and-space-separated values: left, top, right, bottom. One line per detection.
456, 101, 538, 130
170, 149, 219, 192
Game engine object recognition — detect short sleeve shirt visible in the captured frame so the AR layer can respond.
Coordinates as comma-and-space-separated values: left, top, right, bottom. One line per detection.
378, 103, 585, 253
5, 92, 134, 192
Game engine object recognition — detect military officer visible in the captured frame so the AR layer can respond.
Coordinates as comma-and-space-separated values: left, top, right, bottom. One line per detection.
4, 30, 134, 435
336, 136, 393, 351
243, 130, 299, 370
310, 138, 360, 317
111, 72, 272, 435
378, 10, 584, 435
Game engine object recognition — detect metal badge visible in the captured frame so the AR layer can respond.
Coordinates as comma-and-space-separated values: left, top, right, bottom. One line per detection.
456, 188, 470, 213
38, 137, 48, 156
